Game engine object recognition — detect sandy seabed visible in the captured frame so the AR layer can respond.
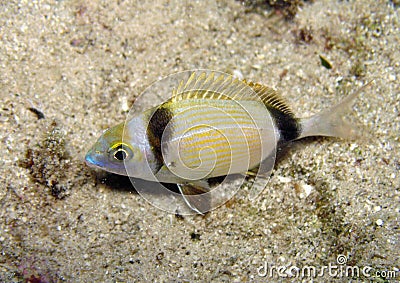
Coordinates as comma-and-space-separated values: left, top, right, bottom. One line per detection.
0, 0, 399, 282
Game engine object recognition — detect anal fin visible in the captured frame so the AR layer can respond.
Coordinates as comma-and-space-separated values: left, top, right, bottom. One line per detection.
177, 181, 211, 214
246, 166, 259, 177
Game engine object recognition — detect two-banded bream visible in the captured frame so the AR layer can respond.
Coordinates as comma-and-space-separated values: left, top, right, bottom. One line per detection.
85, 71, 370, 213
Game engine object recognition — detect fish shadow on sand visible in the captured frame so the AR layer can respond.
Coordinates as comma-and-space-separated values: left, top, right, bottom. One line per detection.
274, 136, 322, 168
98, 173, 179, 195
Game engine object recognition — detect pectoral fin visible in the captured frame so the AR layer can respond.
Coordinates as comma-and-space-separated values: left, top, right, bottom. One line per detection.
177, 181, 211, 214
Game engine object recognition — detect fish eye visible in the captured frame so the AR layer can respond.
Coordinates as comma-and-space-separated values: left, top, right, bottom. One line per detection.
114, 147, 128, 161
109, 143, 133, 162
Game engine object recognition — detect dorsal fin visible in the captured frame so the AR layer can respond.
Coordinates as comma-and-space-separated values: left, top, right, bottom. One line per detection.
171, 72, 294, 116
171, 72, 254, 102
244, 80, 294, 116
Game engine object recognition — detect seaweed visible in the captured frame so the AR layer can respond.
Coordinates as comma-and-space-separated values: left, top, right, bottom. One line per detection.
19, 120, 71, 199
297, 25, 314, 43
240, 0, 313, 20
349, 60, 367, 78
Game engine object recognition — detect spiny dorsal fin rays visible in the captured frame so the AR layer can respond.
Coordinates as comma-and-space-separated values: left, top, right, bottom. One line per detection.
173, 72, 253, 102
204, 73, 226, 100
173, 72, 202, 100
173, 72, 216, 101
200, 72, 215, 99
183, 72, 196, 92
191, 72, 208, 98
229, 78, 251, 100
172, 80, 183, 98
171, 72, 294, 116
217, 75, 234, 100
244, 80, 294, 116
183, 72, 196, 99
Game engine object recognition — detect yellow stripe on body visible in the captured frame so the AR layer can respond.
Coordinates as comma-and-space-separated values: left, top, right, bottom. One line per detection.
162, 98, 274, 179
178, 127, 263, 176
181, 127, 262, 159
172, 111, 260, 138
167, 126, 263, 177
169, 99, 267, 138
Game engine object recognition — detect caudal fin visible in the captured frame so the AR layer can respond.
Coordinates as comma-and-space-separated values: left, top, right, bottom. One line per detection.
298, 81, 373, 140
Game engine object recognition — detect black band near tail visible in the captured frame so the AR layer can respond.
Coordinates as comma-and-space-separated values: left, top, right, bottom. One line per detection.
267, 106, 301, 143
147, 105, 173, 169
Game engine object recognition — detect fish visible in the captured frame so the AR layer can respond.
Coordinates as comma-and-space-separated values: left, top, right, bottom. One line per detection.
85, 71, 371, 214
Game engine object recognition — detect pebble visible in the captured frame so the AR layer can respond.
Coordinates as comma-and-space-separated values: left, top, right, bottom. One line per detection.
121, 96, 129, 112
232, 69, 244, 80
388, 74, 396, 81
300, 182, 313, 198
373, 205, 382, 212
277, 176, 291, 183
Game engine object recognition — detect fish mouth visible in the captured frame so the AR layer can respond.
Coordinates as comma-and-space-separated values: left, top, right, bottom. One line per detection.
85, 152, 105, 170
85, 151, 129, 176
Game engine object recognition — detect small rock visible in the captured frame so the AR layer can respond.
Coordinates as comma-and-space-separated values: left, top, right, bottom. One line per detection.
301, 183, 313, 198
373, 205, 382, 212
277, 176, 291, 183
